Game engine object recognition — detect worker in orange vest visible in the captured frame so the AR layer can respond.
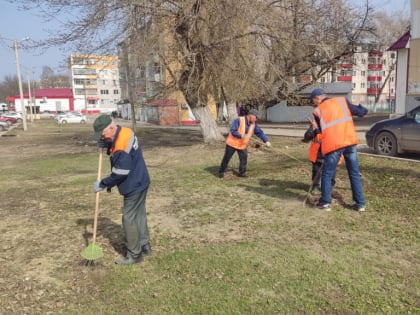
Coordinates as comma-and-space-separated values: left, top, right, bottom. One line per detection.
303, 120, 327, 194
309, 88, 368, 211
303, 119, 343, 195
218, 109, 271, 178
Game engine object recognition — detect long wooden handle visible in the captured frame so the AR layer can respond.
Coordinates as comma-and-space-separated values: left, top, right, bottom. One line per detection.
92, 149, 103, 243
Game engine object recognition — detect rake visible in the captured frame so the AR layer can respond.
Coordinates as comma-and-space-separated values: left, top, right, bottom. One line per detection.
81, 149, 104, 261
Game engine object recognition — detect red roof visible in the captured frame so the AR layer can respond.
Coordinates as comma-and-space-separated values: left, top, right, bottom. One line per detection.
388, 31, 410, 51
13, 88, 73, 99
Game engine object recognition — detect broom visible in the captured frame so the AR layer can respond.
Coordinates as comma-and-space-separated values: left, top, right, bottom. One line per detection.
81, 149, 104, 261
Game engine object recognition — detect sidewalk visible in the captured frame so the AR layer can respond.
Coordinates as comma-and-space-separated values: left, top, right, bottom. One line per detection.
116, 114, 385, 143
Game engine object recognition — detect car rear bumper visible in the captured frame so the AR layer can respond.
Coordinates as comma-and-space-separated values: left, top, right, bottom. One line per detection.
365, 133, 374, 148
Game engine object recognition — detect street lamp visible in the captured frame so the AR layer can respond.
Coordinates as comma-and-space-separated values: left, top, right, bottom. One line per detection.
13, 37, 30, 131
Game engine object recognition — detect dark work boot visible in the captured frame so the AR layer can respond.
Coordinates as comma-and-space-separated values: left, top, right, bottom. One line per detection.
115, 254, 144, 265
142, 243, 152, 256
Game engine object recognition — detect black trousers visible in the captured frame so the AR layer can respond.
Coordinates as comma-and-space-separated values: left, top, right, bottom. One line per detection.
219, 145, 248, 176
312, 161, 323, 188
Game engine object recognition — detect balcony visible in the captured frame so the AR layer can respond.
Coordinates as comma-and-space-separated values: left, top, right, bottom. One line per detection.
368, 64, 383, 70
337, 76, 352, 81
367, 88, 382, 94
367, 76, 382, 81
339, 63, 353, 69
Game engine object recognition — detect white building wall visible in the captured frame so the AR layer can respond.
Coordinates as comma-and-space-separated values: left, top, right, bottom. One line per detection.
14, 98, 71, 112
396, 49, 409, 114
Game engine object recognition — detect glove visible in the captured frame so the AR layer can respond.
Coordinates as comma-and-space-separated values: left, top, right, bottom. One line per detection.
98, 139, 112, 148
93, 181, 105, 193
265, 141, 272, 147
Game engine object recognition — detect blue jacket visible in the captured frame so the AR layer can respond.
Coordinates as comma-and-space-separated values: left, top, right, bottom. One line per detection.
100, 126, 150, 197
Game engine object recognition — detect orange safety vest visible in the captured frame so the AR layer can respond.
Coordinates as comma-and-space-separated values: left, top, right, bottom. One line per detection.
109, 127, 136, 154
226, 117, 253, 150
309, 133, 322, 163
312, 97, 358, 156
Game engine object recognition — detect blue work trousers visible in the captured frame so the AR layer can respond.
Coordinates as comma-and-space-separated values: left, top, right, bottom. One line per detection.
319, 145, 365, 208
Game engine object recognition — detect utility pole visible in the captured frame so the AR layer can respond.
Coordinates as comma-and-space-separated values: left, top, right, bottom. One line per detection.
26, 70, 34, 122
14, 39, 28, 131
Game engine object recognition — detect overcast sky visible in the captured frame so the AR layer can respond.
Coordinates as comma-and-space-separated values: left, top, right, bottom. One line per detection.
0, 0, 410, 81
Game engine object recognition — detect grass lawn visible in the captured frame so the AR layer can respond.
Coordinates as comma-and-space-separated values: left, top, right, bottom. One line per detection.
0, 119, 418, 314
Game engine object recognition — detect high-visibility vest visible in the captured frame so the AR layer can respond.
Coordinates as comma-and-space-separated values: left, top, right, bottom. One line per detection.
313, 97, 358, 155
109, 127, 136, 154
226, 117, 254, 150
309, 133, 322, 163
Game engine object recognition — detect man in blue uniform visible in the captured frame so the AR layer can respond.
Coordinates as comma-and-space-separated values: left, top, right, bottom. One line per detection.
93, 114, 152, 265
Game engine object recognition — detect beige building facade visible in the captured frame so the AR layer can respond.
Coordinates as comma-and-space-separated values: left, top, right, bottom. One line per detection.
69, 54, 121, 113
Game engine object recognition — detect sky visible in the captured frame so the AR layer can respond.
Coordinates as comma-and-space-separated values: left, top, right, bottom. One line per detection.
0, 0, 411, 82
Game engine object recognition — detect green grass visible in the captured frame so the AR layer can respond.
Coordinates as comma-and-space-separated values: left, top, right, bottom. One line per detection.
0, 120, 419, 314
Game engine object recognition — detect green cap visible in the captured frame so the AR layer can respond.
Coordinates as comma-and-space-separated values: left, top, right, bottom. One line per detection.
93, 114, 112, 140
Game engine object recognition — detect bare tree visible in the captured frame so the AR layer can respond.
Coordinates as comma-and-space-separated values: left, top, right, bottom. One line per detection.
39, 66, 70, 88
370, 11, 409, 108
12, 0, 376, 142
0, 75, 25, 104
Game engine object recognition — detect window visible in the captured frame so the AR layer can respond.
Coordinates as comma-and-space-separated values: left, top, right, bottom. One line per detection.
74, 78, 97, 85
361, 83, 365, 88
100, 90, 109, 95
73, 68, 96, 75
113, 90, 119, 95
361, 71, 365, 76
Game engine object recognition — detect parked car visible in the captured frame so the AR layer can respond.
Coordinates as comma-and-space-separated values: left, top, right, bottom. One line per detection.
365, 105, 420, 156
0, 115, 17, 126
54, 111, 69, 120
0, 121, 9, 131
57, 112, 87, 124
39, 110, 55, 118
2, 112, 22, 123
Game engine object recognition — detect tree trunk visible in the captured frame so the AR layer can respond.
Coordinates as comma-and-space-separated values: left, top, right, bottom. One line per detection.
192, 106, 225, 143
227, 102, 238, 125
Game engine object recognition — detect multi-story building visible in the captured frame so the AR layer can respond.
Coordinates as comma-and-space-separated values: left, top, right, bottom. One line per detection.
333, 47, 396, 112
69, 54, 121, 113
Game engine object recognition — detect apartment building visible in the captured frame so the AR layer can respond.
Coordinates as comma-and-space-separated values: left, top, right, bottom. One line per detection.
69, 54, 121, 113
333, 48, 396, 112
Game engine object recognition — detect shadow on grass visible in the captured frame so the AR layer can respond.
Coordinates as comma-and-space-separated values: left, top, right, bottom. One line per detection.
77, 217, 126, 256
138, 128, 204, 148
247, 178, 308, 199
